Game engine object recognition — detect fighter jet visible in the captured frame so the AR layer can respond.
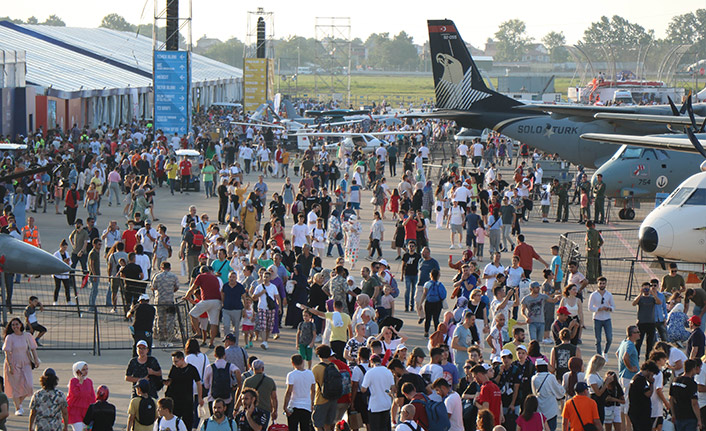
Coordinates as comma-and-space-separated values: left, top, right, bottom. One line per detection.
422, 19, 706, 168
0, 234, 71, 275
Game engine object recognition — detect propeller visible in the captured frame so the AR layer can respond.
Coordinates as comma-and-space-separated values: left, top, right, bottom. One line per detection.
668, 93, 706, 134
686, 128, 706, 159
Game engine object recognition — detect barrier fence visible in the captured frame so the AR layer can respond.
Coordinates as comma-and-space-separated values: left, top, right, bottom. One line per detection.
0, 274, 194, 355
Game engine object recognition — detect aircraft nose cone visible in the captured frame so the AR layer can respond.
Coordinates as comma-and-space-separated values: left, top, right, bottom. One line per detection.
639, 226, 659, 253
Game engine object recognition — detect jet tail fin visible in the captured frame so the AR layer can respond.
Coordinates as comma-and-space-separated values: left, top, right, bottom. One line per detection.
428, 19, 521, 112
282, 99, 301, 120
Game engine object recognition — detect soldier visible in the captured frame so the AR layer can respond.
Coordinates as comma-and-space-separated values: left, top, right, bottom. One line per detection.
151, 261, 179, 341
585, 220, 604, 284
592, 174, 606, 224
552, 178, 569, 222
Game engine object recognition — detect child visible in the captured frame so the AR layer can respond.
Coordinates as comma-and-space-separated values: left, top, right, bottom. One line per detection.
154, 397, 187, 431
540, 184, 551, 223
474, 220, 486, 261
378, 285, 395, 322
296, 310, 316, 369
292, 154, 301, 177
25, 296, 47, 345
580, 188, 589, 223
241, 295, 255, 349
390, 189, 400, 218
550, 245, 563, 291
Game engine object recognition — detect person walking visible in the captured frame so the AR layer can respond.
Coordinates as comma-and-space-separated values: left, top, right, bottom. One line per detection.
531, 358, 565, 431
416, 247, 440, 326
421, 269, 446, 338
585, 221, 604, 284
632, 281, 661, 361
588, 277, 615, 356
239, 360, 277, 429
400, 242, 421, 313
628, 361, 660, 431
486, 209, 502, 255
150, 262, 179, 341
669, 358, 702, 431
3, 317, 39, 416
617, 325, 640, 428
82, 385, 116, 431
28, 368, 68, 431
67, 361, 95, 431
221, 271, 246, 345
164, 351, 203, 431
283, 354, 315, 431
562, 381, 602, 431
361, 354, 395, 431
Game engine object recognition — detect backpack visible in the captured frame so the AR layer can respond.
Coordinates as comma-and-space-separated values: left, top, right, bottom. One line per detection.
192, 230, 204, 247
210, 363, 234, 399
411, 394, 451, 431
427, 281, 446, 303
386, 271, 400, 298
322, 362, 344, 400
137, 397, 156, 426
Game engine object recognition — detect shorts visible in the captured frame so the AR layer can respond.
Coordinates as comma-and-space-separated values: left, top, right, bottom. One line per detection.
604, 405, 622, 424
298, 343, 313, 361
620, 377, 632, 414
189, 299, 222, 325
350, 202, 361, 210
242, 324, 254, 332
313, 400, 338, 428
541, 205, 549, 214
450, 224, 463, 234
258, 309, 276, 333
198, 317, 209, 330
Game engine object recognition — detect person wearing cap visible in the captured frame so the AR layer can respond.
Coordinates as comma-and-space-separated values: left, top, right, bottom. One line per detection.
126, 293, 155, 356
28, 368, 69, 431
687, 314, 706, 360
127, 379, 156, 431
180, 221, 204, 284
551, 306, 579, 346
512, 344, 535, 415
562, 381, 602, 431
521, 280, 561, 342
531, 357, 565, 430
496, 348, 520, 416
125, 339, 162, 400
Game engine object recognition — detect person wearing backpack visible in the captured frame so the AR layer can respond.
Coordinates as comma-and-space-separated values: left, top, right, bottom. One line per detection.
396, 404, 422, 431
312, 345, 341, 431
154, 397, 187, 431
432, 378, 462, 431
180, 221, 204, 284
127, 379, 156, 431
421, 269, 446, 338
360, 354, 395, 431
203, 346, 241, 418
200, 399, 236, 431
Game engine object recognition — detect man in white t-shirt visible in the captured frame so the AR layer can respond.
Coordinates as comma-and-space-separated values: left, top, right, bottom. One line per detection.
137, 221, 158, 259
360, 354, 396, 430
284, 354, 315, 429
375, 144, 387, 164
457, 143, 469, 167
419, 348, 445, 402
482, 252, 505, 290
291, 214, 310, 254
251, 272, 280, 350
307, 205, 321, 233
471, 140, 484, 166
432, 378, 464, 431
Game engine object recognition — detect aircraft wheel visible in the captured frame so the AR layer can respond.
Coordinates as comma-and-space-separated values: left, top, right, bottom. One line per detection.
624, 208, 635, 220
618, 209, 626, 219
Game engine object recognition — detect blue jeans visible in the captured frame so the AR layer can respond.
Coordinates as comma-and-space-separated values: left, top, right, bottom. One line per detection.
89, 277, 99, 307
404, 275, 418, 311
326, 242, 344, 257
528, 322, 544, 341
205, 180, 213, 197
694, 306, 706, 331
547, 416, 557, 431
594, 318, 613, 355
675, 418, 697, 431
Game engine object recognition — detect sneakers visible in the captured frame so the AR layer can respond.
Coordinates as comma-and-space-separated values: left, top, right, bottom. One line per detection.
52, 302, 58, 306
260, 341, 269, 350
449, 244, 455, 249
542, 338, 553, 345
273, 334, 280, 340
15, 407, 24, 416
67, 301, 76, 306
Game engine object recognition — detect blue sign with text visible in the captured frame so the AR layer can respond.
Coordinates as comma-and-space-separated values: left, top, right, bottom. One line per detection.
154, 51, 190, 135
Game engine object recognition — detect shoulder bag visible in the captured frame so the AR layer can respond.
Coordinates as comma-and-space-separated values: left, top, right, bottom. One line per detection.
571, 399, 598, 431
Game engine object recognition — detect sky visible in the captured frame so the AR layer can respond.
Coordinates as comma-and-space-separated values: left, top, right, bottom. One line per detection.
5, 0, 706, 48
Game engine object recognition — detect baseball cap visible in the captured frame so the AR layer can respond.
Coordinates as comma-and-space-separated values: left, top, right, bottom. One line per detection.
139, 294, 150, 302
137, 378, 150, 392
500, 349, 512, 357
575, 381, 589, 393
199, 253, 208, 260
535, 358, 548, 366
395, 344, 408, 352
690, 315, 702, 326
557, 306, 571, 315
223, 333, 236, 342
516, 344, 527, 352
136, 340, 149, 348
530, 281, 541, 289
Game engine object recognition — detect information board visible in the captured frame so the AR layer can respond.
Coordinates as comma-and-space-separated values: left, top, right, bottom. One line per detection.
243, 58, 267, 112
154, 51, 190, 135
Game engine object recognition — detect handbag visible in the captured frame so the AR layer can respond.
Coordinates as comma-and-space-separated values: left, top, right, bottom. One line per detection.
571, 399, 598, 431
348, 410, 363, 429
26, 336, 37, 369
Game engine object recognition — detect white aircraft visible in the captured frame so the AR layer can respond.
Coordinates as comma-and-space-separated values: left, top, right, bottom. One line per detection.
581, 129, 706, 265
292, 130, 421, 152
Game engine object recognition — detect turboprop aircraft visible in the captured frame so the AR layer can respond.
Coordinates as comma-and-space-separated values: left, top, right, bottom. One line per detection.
423, 19, 706, 168
292, 130, 421, 152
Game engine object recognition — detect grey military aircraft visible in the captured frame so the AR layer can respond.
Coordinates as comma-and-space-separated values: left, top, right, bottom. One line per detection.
424, 19, 706, 168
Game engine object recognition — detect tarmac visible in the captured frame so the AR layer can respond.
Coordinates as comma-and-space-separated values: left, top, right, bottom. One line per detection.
2, 159, 675, 430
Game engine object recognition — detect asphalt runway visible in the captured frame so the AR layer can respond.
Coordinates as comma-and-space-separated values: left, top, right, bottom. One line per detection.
2, 160, 676, 430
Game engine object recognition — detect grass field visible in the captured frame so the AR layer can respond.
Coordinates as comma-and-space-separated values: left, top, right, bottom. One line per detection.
276, 73, 701, 106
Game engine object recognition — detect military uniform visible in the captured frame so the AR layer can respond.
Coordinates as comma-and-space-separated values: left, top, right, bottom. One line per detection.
585, 227, 604, 284
593, 181, 606, 224
554, 182, 569, 222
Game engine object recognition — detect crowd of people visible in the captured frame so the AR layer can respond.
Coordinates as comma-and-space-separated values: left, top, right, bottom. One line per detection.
0, 105, 703, 431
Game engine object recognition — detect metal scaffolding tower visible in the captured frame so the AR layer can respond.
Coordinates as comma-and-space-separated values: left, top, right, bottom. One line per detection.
245, 8, 275, 59
314, 17, 351, 104
153, 0, 192, 51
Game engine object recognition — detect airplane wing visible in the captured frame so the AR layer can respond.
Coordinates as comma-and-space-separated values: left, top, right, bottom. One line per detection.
514, 104, 638, 118
580, 133, 699, 153
593, 113, 702, 126
398, 110, 481, 120
230, 121, 285, 129
292, 131, 420, 137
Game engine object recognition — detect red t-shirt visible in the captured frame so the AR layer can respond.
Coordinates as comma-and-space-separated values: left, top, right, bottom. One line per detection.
122, 230, 137, 253
331, 358, 352, 404
404, 218, 418, 240
194, 273, 221, 300
476, 381, 502, 425
179, 159, 192, 176
513, 242, 540, 271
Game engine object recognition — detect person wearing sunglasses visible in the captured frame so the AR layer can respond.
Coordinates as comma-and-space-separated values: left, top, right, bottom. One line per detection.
587, 276, 615, 357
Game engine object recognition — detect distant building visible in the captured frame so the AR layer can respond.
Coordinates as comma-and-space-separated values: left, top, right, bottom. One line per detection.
521, 44, 550, 63
195, 35, 223, 53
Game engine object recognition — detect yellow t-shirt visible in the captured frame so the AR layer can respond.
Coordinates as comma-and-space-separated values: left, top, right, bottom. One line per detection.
165, 163, 178, 180
127, 396, 155, 431
325, 311, 351, 342
90, 176, 103, 194
502, 342, 519, 361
